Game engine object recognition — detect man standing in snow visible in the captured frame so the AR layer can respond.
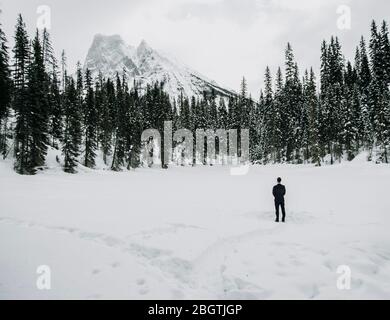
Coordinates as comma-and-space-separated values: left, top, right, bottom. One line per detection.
273, 177, 286, 223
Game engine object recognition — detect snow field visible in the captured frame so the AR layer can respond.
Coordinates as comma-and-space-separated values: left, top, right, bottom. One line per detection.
0, 158, 389, 299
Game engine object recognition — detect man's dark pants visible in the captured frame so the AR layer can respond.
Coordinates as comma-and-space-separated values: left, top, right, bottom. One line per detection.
275, 201, 286, 222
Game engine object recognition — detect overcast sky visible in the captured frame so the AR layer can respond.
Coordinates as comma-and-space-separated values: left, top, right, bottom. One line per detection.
1, 0, 390, 95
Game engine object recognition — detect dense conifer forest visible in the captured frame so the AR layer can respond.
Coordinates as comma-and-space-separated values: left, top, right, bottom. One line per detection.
0, 14, 389, 174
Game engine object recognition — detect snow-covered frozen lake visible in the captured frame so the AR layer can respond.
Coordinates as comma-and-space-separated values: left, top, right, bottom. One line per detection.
1, 159, 390, 300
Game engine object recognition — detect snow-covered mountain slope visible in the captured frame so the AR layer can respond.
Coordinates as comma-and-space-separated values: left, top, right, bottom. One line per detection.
84, 34, 236, 99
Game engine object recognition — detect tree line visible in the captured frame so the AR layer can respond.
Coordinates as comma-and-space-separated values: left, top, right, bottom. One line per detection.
0, 14, 389, 175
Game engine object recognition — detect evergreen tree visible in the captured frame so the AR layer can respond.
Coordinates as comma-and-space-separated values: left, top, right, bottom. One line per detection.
83, 68, 97, 168
262, 66, 273, 162
62, 78, 82, 173
381, 21, 390, 85
358, 38, 372, 89
320, 37, 345, 163
342, 74, 359, 160
240, 77, 248, 99
357, 37, 373, 148
61, 50, 67, 91
40, 29, 63, 148
99, 78, 115, 165
217, 98, 228, 129
178, 94, 191, 129
372, 84, 390, 163
26, 30, 50, 173
370, 21, 386, 87
0, 22, 11, 156
42, 28, 56, 74
283, 43, 303, 162
369, 20, 390, 161
272, 67, 284, 162
128, 84, 143, 169
252, 91, 266, 163
13, 14, 30, 174
48, 67, 62, 148
305, 69, 321, 165
111, 74, 128, 170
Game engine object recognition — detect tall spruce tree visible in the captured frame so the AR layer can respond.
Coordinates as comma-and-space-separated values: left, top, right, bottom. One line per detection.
111, 74, 128, 170
320, 37, 345, 163
42, 29, 62, 148
369, 20, 390, 161
98, 78, 115, 165
26, 30, 50, 173
273, 67, 284, 162
305, 69, 321, 165
83, 68, 97, 168
381, 21, 390, 85
63, 78, 82, 173
283, 43, 302, 162
128, 84, 143, 169
48, 67, 62, 148
261, 66, 273, 162
13, 14, 30, 174
0, 22, 11, 157
357, 37, 373, 149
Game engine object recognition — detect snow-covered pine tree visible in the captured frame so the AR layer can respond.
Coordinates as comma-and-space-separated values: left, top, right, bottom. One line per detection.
25, 30, 50, 173
369, 20, 390, 162
128, 84, 143, 169
209, 90, 218, 131
122, 76, 134, 169
179, 95, 191, 129
63, 77, 82, 173
320, 37, 345, 164
302, 69, 319, 164
94, 72, 104, 150
40, 29, 62, 148
260, 66, 273, 162
217, 97, 228, 129
252, 90, 264, 162
0, 21, 11, 157
301, 70, 310, 162
61, 50, 67, 92
356, 37, 373, 150
83, 68, 97, 168
369, 20, 386, 88
273, 67, 284, 163
306, 69, 321, 165
158, 82, 174, 167
372, 86, 390, 163
41, 29, 56, 75
293, 63, 305, 163
342, 61, 360, 160
48, 66, 62, 148
99, 77, 115, 165
245, 96, 256, 162
283, 43, 302, 162
380, 21, 390, 85
235, 77, 248, 160
111, 74, 127, 170
13, 14, 31, 174
75, 62, 83, 109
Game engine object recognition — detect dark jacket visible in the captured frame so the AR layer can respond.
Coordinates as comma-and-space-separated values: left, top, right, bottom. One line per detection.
273, 184, 286, 203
